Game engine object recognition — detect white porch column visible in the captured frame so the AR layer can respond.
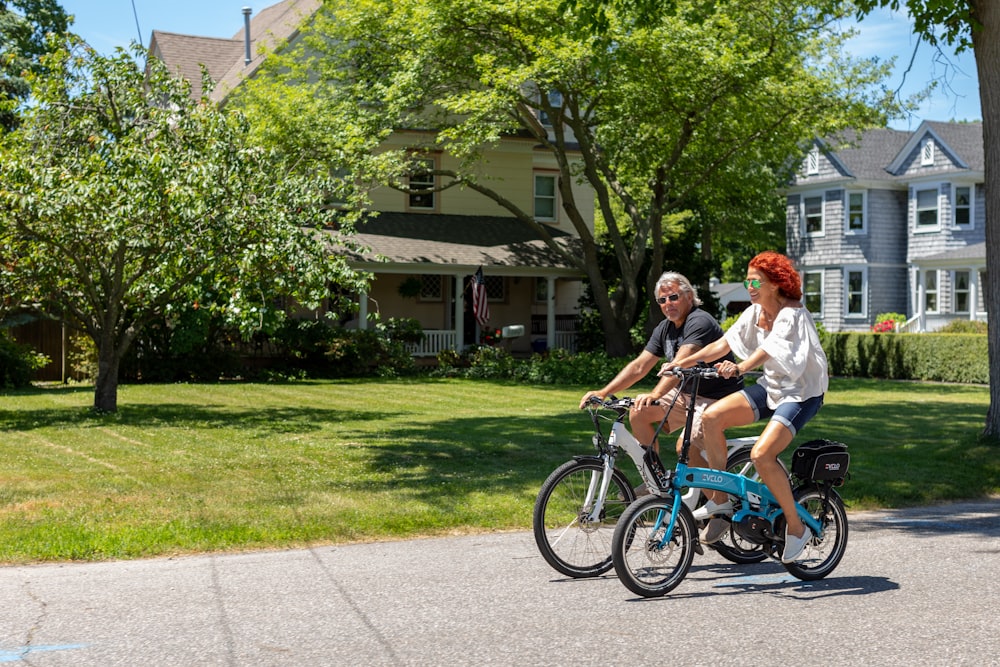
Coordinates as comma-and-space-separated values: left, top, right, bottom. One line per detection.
358, 290, 368, 330
969, 265, 979, 321
454, 273, 465, 351
915, 268, 925, 332
546, 276, 556, 350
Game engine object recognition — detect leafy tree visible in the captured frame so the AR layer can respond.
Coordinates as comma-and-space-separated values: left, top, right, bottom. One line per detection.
0, 40, 366, 412
851, 0, 1000, 439
236, 0, 895, 355
0, 0, 69, 132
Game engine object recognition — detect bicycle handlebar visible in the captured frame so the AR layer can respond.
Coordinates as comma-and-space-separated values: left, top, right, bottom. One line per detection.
657, 365, 720, 379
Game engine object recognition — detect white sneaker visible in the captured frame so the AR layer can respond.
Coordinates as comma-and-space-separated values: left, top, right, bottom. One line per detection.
700, 518, 729, 544
691, 498, 734, 521
781, 526, 813, 563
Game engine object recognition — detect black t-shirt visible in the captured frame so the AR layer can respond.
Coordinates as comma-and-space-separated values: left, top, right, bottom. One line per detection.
644, 307, 743, 399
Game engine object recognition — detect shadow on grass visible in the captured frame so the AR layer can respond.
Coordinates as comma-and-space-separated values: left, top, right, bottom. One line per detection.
2, 378, 996, 512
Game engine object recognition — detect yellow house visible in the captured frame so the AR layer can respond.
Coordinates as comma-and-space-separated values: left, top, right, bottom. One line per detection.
149, 0, 592, 356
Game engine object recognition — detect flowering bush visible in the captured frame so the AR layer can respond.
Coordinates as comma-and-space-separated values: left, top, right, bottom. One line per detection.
871, 320, 896, 333
480, 328, 502, 346
872, 312, 906, 333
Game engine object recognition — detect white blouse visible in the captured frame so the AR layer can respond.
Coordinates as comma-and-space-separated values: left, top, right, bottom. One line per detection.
724, 303, 829, 409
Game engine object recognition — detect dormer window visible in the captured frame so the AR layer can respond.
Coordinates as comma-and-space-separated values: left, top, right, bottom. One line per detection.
920, 138, 935, 166
539, 90, 563, 126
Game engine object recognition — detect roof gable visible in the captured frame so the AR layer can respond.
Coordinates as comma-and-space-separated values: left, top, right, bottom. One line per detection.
887, 120, 982, 175
149, 0, 320, 103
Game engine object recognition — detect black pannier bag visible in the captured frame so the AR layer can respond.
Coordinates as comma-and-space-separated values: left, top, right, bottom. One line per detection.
791, 439, 849, 483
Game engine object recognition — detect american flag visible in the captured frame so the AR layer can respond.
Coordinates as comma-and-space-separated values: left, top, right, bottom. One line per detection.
471, 266, 490, 327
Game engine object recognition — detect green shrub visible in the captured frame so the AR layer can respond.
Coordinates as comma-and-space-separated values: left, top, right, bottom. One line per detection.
0, 332, 49, 388
938, 319, 987, 334
824, 332, 987, 384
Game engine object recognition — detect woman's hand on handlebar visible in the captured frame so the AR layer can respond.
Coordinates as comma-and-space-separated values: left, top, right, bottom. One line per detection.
714, 359, 742, 379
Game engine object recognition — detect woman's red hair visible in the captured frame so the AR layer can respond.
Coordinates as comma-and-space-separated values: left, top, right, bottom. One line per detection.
749, 251, 802, 300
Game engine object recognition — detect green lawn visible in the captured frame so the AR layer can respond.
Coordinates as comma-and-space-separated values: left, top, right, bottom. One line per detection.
0, 377, 995, 563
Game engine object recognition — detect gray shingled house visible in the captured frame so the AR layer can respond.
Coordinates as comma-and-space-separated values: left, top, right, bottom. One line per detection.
784, 120, 987, 333
150, 0, 589, 357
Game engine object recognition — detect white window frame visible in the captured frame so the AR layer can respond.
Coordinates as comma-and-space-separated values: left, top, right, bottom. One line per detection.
924, 270, 940, 314
844, 266, 867, 318
801, 192, 825, 237
920, 138, 935, 166
845, 190, 867, 235
407, 156, 437, 211
806, 147, 820, 175
952, 184, 974, 229
802, 270, 824, 317
533, 172, 558, 222
953, 270, 971, 314
914, 184, 941, 232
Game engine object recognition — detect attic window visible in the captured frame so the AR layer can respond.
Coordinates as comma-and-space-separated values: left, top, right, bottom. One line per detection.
806, 147, 820, 175
921, 138, 935, 166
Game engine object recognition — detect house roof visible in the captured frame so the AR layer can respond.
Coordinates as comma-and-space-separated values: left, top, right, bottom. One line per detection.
149, 0, 320, 103
818, 128, 912, 181
344, 212, 583, 275
914, 241, 986, 265
817, 122, 984, 183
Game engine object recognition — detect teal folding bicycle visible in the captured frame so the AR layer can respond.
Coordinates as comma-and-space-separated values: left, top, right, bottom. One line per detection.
611, 364, 850, 598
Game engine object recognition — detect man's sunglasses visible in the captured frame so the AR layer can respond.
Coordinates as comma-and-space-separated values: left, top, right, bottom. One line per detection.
655, 294, 681, 304
743, 279, 762, 289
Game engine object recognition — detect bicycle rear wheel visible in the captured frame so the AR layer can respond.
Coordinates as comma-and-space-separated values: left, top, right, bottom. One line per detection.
533, 458, 635, 578
612, 495, 696, 597
709, 447, 770, 564
782, 486, 849, 581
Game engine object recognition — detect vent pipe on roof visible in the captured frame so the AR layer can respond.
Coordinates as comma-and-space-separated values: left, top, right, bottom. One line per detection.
242, 7, 252, 65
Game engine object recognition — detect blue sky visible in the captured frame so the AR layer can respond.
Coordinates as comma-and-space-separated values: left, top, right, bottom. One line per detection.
59, 1, 981, 130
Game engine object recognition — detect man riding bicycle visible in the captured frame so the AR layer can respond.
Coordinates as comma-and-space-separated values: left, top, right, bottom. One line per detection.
579, 271, 742, 528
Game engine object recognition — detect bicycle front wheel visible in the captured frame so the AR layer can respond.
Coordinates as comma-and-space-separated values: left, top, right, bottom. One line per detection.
533, 458, 635, 578
612, 495, 696, 597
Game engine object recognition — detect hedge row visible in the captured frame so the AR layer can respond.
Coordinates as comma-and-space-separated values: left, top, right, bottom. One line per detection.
824, 333, 988, 384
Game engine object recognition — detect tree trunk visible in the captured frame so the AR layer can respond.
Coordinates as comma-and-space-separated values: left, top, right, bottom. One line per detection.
972, 1, 1000, 438
93, 338, 121, 413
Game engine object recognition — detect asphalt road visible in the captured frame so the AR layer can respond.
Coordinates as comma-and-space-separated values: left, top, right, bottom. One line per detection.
0, 498, 998, 666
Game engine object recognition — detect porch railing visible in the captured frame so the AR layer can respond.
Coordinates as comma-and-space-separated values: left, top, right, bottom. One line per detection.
897, 315, 921, 334
405, 329, 578, 356
406, 330, 458, 357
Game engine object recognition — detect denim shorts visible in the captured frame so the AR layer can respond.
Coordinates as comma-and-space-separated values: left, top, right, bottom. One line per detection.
741, 382, 823, 437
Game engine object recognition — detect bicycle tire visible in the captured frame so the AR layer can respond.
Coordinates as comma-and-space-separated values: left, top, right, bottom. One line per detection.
612, 495, 696, 597
782, 485, 849, 581
533, 457, 636, 578
709, 447, 770, 564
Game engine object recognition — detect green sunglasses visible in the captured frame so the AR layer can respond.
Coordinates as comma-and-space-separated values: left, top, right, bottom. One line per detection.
743, 279, 763, 289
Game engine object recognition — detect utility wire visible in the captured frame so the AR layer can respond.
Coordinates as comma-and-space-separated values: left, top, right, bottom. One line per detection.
131, 0, 143, 47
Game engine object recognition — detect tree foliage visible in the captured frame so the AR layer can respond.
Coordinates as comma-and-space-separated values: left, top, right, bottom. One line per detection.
0, 40, 366, 411
238, 0, 896, 355
0, 0, 68, 132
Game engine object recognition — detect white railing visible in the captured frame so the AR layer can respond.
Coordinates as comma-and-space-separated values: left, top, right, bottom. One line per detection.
406, 329, 578, 356
554, 331, 577, 352
897, 315, 921, 334
406, 330, 457, 357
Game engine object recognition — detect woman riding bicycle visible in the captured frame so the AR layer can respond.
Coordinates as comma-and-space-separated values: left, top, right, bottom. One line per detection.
664, 251, 828, 563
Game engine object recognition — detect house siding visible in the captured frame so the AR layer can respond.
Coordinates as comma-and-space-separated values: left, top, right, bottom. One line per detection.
784, 122, 986, 332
